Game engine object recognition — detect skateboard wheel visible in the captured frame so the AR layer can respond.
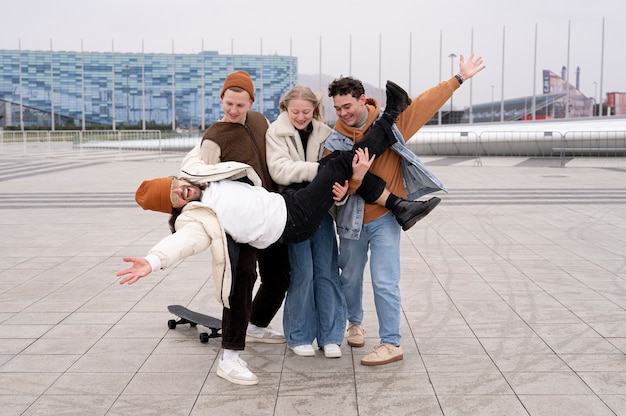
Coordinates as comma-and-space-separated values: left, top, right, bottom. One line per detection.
168, 319, 177, 329
190, 322, 197, 327
199, 333, 209, 343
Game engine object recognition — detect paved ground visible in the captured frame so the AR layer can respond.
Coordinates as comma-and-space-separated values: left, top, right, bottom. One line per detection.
1, 149, 625, 416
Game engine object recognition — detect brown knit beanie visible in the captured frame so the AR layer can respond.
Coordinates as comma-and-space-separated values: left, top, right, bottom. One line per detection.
135, 177, 173, 214
220, 70, 255, 101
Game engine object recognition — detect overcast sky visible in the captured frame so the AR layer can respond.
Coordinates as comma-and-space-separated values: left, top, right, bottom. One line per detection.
3, 0, 624, 108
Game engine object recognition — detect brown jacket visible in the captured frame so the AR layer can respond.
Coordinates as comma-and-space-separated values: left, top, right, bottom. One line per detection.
200, 111, 277, 192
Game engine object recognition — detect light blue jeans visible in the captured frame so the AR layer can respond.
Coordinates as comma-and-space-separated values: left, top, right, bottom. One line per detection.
339, 212, 402, 346
283, 214, 346, 347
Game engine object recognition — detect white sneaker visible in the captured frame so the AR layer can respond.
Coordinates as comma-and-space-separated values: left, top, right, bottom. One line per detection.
217, 357, 259, 386
323, 344, 342, 358
289, 344, 315, 357
245, 326, 286, 344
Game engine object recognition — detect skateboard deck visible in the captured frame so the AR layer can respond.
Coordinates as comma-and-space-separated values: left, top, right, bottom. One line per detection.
167, 304, 222, 343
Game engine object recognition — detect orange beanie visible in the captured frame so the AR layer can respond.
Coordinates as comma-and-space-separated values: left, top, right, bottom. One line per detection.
220, 70, 255, 101
135, 177, 173, 214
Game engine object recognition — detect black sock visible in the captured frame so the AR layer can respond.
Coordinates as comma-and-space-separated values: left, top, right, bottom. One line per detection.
385, 194, 400, 210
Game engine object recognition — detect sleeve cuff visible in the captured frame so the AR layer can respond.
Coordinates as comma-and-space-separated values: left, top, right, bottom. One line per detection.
145, 254, 162, 271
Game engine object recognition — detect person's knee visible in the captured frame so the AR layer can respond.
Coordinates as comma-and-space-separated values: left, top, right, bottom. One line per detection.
265, 273, 290, 293
237, 249, 258, 279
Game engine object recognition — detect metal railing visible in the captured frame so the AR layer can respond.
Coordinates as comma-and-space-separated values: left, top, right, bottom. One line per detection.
0, 130, 182, 156
408, 129, 626, 167
3, 128, 626, 167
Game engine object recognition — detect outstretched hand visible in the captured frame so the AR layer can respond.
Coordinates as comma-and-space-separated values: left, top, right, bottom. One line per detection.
458, 54, 486, 80
116, 257, 152, 285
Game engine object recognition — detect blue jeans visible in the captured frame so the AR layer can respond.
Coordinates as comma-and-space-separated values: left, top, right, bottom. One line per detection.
283, 214, 346, 347
339, 212, 402, 346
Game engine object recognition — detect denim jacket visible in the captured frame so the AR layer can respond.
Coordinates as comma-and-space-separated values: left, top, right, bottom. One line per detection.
325, 113, 446, 240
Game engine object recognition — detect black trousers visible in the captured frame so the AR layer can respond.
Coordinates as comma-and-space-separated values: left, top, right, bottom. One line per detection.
220, 230, 290, 351
281, 114, 395, 244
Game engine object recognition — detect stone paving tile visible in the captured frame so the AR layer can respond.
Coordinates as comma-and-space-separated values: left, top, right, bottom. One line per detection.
438, 395, 529, 416
518, 394, 617, 416
357, 395, 443, 416
106, 394, 196, 416
1, 153, 625, 415
601, 395, 626, 415
22, 395, 118, 416
192, 394, 280, 416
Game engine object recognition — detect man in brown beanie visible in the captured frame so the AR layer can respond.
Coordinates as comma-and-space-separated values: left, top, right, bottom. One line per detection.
180, 69, 290, 384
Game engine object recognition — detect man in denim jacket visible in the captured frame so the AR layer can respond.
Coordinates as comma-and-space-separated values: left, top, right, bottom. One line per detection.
325, 54, 485, 365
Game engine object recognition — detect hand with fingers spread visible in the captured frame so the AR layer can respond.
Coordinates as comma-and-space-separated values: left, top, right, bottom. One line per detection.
117, 257, 152, 285
458, 53, 486, 81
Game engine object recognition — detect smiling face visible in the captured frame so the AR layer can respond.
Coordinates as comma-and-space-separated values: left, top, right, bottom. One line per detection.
221, 89, 253, 124
332, 93, 367, 127
286, 98, 315, 130
170, 178, 202, 209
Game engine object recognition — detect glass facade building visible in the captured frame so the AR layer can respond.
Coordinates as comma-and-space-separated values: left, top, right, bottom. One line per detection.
0, 49, 297, 129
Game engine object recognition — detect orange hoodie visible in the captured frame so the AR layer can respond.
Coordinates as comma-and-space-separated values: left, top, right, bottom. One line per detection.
333, 77, 460, 223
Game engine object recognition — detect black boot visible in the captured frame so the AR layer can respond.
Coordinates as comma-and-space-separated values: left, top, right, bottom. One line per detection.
390, 197, 441, 231
354, 81, 411, 155
383, 80, 411, 121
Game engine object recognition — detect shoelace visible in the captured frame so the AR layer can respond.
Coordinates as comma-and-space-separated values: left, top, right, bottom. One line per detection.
226, 358, 252, 376
223, 357, 246, 368
373, 344, 392, 354
348, 324, 364, 335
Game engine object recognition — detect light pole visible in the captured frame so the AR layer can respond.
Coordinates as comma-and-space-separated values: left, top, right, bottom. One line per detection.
490, 85, 495, 122
448, 53, 457, 121
124, 65, 130, 125
594, 81, 598, 116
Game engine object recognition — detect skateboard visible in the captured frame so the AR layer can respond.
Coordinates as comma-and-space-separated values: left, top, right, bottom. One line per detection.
167, 304, 222, 344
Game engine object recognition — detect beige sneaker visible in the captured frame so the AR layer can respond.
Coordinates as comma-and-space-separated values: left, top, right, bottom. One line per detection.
346, 323, 365, 347
360, 344, 403, 366
245, 326, 286, 344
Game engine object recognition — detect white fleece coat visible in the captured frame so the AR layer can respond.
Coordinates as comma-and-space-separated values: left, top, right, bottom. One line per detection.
148, 146, 262, 308
265, 111, 331, 190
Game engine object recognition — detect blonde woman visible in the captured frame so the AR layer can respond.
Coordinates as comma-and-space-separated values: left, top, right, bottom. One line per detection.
266, 86, 345, 358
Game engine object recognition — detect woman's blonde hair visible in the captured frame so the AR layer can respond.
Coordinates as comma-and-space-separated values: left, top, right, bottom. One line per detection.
279, 85, 325, 122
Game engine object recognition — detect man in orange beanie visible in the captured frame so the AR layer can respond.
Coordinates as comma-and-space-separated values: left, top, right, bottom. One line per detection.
220, 70, 255, 102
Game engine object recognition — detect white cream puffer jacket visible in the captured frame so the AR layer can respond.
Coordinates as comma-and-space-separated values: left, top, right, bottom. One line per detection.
147, 144, 262, 308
